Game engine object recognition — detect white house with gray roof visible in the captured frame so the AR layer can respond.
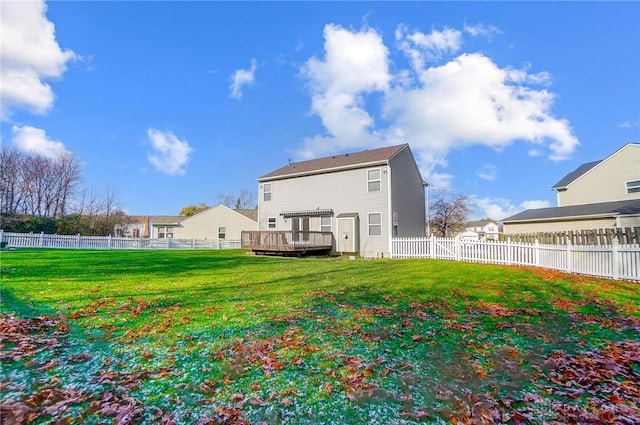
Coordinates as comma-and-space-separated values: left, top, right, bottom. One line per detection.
503, 143, 640, 234
250, 144, 426, 257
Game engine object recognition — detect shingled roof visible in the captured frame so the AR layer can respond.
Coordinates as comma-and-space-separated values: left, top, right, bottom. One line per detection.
258, 144, 408, 181
552, 160, 602, 190
502, 199, 640, 223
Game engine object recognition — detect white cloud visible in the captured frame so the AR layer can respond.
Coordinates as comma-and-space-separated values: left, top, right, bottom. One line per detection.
146, 128, 194, 176
230, 59, 257, 100
297, 24, 391, 159
475, 197, 552, 220
0, 0, 77, 119
11, 125, 69, 159
297, 24, 580, 183
463, 21, 502, 39
618, 119, 638, 128
477, 163, 497, 181
396, 25, 462, 70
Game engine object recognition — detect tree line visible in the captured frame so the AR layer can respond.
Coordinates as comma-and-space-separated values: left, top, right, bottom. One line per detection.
0, 147, 129, 235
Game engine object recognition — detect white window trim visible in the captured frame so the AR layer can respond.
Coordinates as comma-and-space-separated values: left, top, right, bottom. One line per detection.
263, 183, 272, 201
367, 168, 381, 192
368, 212, 382, 236
625, 179, 640, 194
320, 216, 332, 233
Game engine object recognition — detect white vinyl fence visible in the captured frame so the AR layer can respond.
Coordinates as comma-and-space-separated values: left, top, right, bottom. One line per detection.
392, 236, 639, 282
0, 231, 241, 250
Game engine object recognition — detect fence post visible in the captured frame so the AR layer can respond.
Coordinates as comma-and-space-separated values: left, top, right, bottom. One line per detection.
108, 235, 112, 249
76, 234, 81, 248
534, 238, 540, 267
454, 236, 460, 261
612, 237, 620, 280
566, 240, 573, 274
40, 231, 44, 247
0, 229, 3, 246
429, 235, 435, 259
506, 238, 512, 265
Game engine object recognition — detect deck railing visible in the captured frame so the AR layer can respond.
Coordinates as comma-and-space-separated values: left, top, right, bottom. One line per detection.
241, 231, 333, 253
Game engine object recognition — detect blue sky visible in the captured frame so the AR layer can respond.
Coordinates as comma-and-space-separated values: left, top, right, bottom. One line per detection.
2, 1, 639, 218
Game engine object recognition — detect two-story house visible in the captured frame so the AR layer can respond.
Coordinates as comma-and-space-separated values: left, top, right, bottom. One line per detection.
503, 143, 640, 234
248, 144, 426, 257
463, 219, 501, 240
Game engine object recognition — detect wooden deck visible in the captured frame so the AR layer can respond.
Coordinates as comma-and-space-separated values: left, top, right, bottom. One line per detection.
241, 231, 333, 256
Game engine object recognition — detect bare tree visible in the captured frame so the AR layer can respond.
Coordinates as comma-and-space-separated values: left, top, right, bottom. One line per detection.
0, 147, 81, 219
429, 191, 474, 237
217, 189, 256, 209
0, 147, 23, 214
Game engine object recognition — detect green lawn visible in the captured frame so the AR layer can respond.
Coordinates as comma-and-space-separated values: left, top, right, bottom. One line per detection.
1, 249, 639, 424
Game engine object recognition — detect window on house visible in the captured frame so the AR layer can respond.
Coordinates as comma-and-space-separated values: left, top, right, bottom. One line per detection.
268, 217, 276, 229
393, 212, 398, 237
626, 180, 640, 194
368, 213, 382, 236
264, 183, 272, 201
321, 216, 331, 233
218, 227, 226, 239
368, 169, 381, 192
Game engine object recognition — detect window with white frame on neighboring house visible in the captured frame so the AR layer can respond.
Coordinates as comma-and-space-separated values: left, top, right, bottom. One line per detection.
368, 213, 382, 236
264, 183, 272, 201
158, 227, 173, 238
321, 216, 331, 233
218, 227, 226, 239
368, 169, 381, 192
268, 217, 276, 228
626, 180, 640, 194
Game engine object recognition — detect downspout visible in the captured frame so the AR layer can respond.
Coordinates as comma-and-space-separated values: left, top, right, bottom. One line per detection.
386, 164, 393, 257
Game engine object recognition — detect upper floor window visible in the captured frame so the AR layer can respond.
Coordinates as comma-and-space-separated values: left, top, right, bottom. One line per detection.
368, 169, 381, 192
264, 183, 272, 201
268, 217, 276, 229
368, 213, 382, 236
218, 227, 226, 239
626, 180, 640, 194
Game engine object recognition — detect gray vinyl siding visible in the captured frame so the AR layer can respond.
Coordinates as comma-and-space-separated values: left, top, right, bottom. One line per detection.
558, 144, 640, 207
389, 148, 426, 238
258, 165, 391, 257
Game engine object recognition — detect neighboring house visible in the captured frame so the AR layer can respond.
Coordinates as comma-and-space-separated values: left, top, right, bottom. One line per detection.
254, 144, 426, 257
150, 216, 183, 239
464, 219, 501, 240
115, 216, 151, 238
503, 143, 640, 234
171, 204, 257, 240
551, 143, 640, 207
145, 205, 257, 240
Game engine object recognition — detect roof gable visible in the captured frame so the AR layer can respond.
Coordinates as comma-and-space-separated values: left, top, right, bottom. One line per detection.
552, 143, 640, 190
258, 144, 408, 181
178, 204, 258, 224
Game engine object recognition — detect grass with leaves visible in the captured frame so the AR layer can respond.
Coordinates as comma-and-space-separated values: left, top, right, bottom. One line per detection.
1, 249, 639, 424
